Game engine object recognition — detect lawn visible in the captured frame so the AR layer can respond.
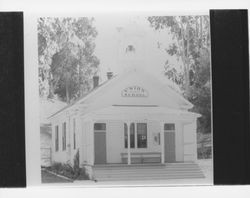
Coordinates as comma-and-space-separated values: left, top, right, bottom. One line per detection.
41, 170, 73, 183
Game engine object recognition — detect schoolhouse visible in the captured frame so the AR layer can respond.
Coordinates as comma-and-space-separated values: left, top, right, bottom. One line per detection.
48, 22, 203, 180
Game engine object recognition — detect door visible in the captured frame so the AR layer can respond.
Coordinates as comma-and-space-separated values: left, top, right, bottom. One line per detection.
94, 132, 107, 164
164, 132, 176, 162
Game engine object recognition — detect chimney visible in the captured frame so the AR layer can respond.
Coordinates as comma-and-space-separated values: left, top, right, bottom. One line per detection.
107, 72, 113, 80
93, 76, 99, 88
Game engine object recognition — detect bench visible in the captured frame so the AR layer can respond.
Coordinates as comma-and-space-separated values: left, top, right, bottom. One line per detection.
121, 152, 161, 164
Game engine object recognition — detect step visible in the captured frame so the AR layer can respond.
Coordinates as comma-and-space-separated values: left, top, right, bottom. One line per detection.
95, 175, 205, 181
93, 163, 205, 181
94, 167, 201, 172
94, 172, 203, 178
94, 165, 200, 171
94, 174, 204, 180
93, 163, 197, 168
94, 171, 204, 176
94, 170, 203, 175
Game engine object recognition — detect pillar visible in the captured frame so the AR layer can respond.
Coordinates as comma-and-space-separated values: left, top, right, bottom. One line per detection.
160, 121, 165, 164
126, 121, 131, 165
90, 120, 95, 165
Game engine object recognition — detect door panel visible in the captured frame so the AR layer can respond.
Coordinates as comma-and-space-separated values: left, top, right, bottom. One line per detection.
164, 132, 176, 162
94, 132, 107, 164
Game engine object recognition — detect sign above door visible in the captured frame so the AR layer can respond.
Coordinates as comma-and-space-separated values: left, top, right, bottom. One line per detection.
121, 86, 148, 97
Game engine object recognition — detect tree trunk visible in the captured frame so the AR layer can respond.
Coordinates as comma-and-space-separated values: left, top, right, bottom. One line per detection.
200, 16, 203, 49
48, 71, 54, 99
65, 74, 70, 104
184, 23, 191, 98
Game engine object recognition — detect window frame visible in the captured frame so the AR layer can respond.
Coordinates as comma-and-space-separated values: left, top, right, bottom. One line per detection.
55, 125, 59, 152
62, 122, 66, 151
124, 123, 135, 149
124, 122, 147, 149
94, 123, 106, 131
136, 123, 147, 148
164, 123, 175, 132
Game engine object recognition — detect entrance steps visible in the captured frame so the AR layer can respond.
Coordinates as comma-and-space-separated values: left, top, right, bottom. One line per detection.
93, 162, 205, 181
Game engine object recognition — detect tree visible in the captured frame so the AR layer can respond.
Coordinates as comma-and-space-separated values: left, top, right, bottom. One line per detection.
148, 16, 211, 134
38, 17, 100, 103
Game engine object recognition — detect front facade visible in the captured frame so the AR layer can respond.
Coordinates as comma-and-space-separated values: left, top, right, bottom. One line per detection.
49, 67, 200, 179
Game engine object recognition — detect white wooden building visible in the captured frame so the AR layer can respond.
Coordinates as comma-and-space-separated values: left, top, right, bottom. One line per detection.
48, 22, 202, 180
49, 66, 201, 179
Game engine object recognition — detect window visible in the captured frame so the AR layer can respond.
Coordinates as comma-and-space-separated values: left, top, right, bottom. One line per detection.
125, 45, 135, 53
62, 122, 66, 151
94, 123, 106, 131
73, 119, 76, 150
124, 123, 135, 148
55, 125, 59, 152
137, 123, 147, 148
164, 123, 175, 131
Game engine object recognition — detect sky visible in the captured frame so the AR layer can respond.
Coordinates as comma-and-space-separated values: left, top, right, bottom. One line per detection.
93, 14, 181, 83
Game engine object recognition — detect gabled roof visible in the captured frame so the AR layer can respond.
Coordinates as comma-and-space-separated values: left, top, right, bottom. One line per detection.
48, 75, 117, 118
49, 67, 193, 119
40, 98, 67, 123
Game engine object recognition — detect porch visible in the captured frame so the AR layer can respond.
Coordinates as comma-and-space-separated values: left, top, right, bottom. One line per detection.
80, 105, 200, 166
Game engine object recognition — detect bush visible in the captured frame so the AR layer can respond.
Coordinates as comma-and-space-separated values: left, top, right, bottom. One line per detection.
48, 150, 89, 180
198, 146, 212, 159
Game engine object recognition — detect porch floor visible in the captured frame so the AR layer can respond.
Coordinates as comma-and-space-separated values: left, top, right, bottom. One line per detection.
93, 162, 205, 181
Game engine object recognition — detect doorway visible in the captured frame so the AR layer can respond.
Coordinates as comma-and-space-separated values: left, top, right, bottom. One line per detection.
94, 123, 107, 164
164, 123, 176, 162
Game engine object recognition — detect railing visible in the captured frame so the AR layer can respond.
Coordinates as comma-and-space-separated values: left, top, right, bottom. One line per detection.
121, 152, 161, 164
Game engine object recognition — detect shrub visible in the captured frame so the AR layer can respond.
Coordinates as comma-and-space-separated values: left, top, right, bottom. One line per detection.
48, 150, 89, 180
198, 146, 212, 159
72, 149, 89, 180
73, 149, 80, 174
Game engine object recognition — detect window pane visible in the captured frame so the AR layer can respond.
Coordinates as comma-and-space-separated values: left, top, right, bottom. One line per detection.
124, 123, 128, 148
124, 123, 135, 148
55, 125, 59, 151
164, 123, 175, 131
62, 122, 66, 150
137, 123, 147, 148
94, 123, 106, 130
130, 123, 135, 148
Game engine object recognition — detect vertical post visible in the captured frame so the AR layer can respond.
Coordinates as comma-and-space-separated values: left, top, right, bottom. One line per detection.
127, 121, 131, 165
67, 115, 71, 163
90, 119, 95, 165
135, 122, 137, 149
160, 121, 165, 164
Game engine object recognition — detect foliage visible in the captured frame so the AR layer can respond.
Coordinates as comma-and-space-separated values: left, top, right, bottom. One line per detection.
148, 16, 211, 135
38, 17, 100, 103
73, 149, 80, 175
48, 156, 89, 180
198, 146, 212, 159
197, 133, 212, 159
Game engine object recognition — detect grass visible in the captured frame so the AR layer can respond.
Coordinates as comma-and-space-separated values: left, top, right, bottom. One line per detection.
41, 170, 73, 183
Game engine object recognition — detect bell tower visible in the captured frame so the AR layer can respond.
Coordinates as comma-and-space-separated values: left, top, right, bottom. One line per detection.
116, 20, 147, 69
